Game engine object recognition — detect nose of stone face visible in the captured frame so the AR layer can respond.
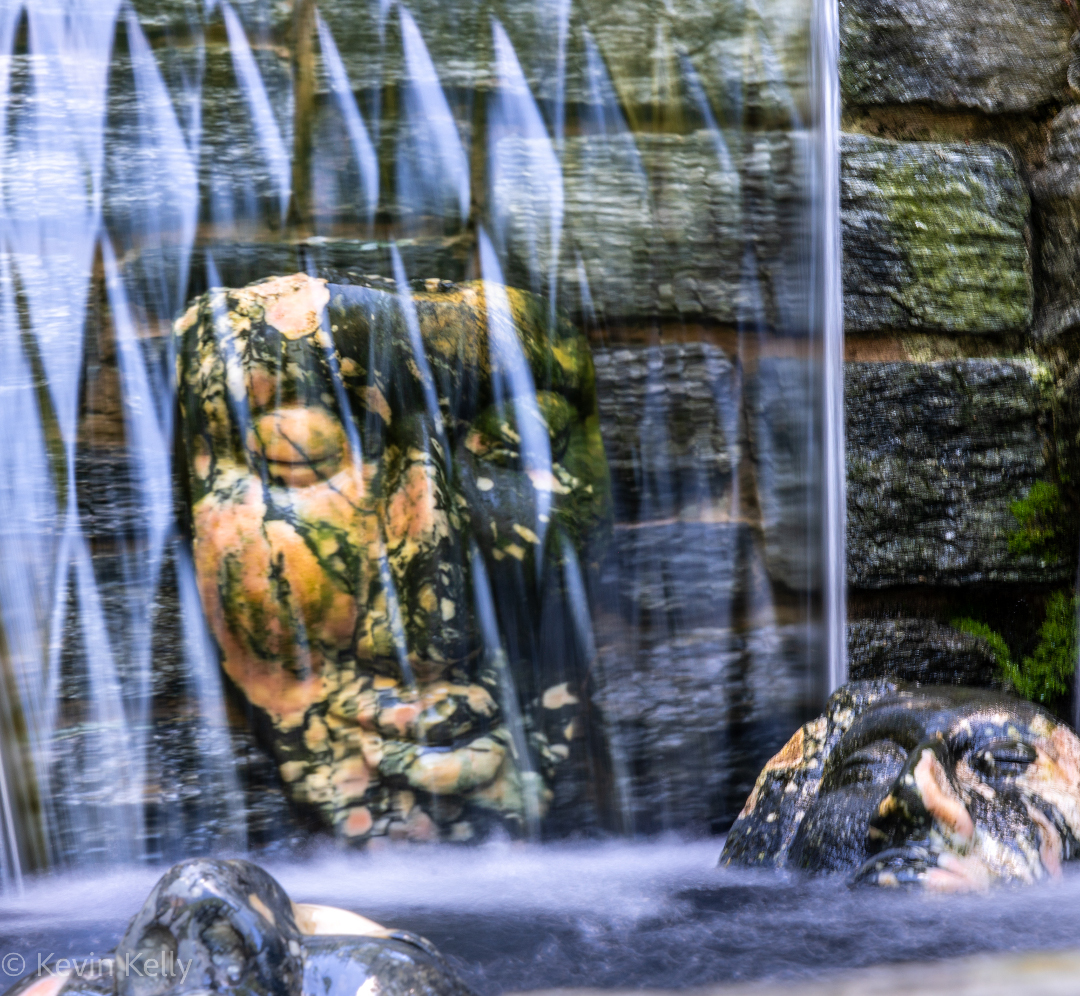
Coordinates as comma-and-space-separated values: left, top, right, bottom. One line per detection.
116, 859, 304, 996
870, 742, 975, 853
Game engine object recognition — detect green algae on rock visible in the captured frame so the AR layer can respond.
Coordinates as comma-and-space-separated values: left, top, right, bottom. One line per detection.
175, 273, 611, 845
842, 135, 1032, 335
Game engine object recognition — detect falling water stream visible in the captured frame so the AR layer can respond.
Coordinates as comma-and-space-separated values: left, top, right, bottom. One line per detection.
813, 0, 845, 693
0, 0, 857, 987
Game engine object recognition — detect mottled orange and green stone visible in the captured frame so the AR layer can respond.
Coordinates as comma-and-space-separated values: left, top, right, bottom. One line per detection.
175, 273, 611, 844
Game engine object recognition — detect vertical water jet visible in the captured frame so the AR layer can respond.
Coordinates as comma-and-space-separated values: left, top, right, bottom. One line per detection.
813, 0, 846, 694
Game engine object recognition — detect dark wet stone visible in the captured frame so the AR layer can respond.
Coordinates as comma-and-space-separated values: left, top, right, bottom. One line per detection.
117, 859, 303, 996
840, 0, 1073, 113
593, 617, 819, 834
597, 522, 751, 627
845, 360, 1064, 588
302, 937, 470, 996
841, 135, 1031, 335
1031, 107, 1080, 342
747, 358, 820, 592
847, 619, 1000, 687
593, 343, 738, 519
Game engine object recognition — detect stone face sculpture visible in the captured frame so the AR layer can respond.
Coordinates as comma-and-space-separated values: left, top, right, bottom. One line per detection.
174, 273, 610, 844
2, 858, 470, 996
722, 680, 1080, 889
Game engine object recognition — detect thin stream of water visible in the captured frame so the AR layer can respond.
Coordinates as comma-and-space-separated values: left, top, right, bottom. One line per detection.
814, 0, 846, 694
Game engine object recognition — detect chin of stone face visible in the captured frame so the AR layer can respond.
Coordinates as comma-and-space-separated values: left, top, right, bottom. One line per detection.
721, 679, 1080, 891
174, 272, 612, 846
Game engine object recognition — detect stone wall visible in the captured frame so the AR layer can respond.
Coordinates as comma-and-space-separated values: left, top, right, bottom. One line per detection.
840, 0, 1080, 692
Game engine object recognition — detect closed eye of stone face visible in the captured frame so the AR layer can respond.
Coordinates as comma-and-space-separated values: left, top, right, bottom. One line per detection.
969, 738, 1038, 779
825, 739, 908, 790
248, 407, 349, 487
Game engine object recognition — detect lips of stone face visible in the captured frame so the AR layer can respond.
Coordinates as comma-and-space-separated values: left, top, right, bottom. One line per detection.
721, 680, 1080, 890
175, 273, 611, 844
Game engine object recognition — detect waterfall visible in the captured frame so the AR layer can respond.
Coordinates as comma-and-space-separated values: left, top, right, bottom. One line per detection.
814, 0, 847, 694
0, 0, 832, 871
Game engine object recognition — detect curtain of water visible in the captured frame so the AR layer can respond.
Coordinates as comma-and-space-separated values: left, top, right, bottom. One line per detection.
0, 0, 824, 872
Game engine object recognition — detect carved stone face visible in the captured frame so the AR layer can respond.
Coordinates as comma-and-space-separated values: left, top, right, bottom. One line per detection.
722, 681, 1080, 889
113, 858, 468, 996
175, 273, 610, 844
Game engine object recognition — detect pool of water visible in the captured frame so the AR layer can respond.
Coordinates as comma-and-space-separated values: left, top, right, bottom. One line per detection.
0, 839, 1072, 994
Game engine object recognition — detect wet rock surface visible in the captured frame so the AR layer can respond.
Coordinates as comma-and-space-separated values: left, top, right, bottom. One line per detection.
1032, 106, 1080, 342
839, 0, 1074, 113
287, 0, 809, 125
592, 343, 738, 518
495, 130, 806, 326
847, 618, 999, 687
594, 620, 818, 834
1, 859, 470, 996
747, 358, 820, 592
841, 136, 1031, 335
845, 360, 1063, 588
722, 680, 1080, 888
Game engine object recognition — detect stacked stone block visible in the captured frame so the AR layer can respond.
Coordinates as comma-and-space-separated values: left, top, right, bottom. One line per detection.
839, 0, 1080, 686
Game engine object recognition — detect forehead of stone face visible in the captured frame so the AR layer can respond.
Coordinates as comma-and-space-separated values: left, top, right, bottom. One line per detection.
116, 859, 302, 996
829, 683, 1053, 767
177, 276, 594, 458
324, 280, 594, 425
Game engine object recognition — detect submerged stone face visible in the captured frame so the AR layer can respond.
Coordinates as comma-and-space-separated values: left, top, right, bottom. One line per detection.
722, 681, 1080, 889
2, 858, 470, 996
175, 273, 612, 845
842, 136, 1032, 335
845, 360, 1064, 588
840, 0, 1074, 113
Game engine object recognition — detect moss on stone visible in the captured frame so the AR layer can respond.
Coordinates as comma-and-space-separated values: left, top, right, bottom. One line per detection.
1008, 480, 1064, 558
843, 136, 1033, 335
950, 617, 1013, 674
880, 153, 1031, 332
953, 591, 1077, 710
